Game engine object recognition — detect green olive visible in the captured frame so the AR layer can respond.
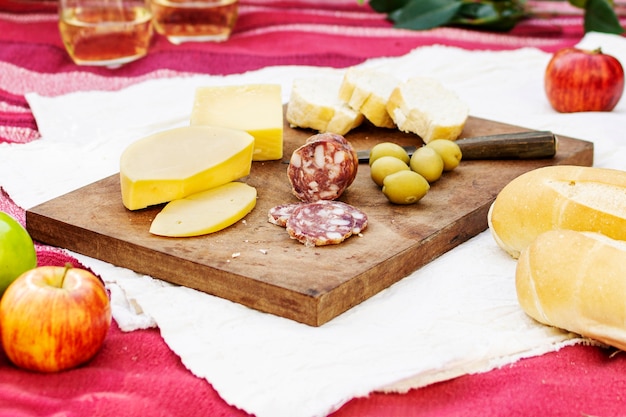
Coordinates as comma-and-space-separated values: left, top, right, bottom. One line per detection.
382, 170, 430, 204
426, 139, 462, 171
409, 146, 444, 183
369, 142, 410, 166
370, 156, 410, 187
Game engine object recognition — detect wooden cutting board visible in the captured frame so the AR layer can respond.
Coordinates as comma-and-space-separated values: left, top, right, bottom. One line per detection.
26, 115, 593, 326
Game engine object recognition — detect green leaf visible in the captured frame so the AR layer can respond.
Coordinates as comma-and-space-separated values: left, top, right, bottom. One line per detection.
389, 0, 463, 30
368, 0, 410, 13
452, 0, 527, 31
568, 0, 587, 8
363, 0, 623, 35
584, 0, 625, 34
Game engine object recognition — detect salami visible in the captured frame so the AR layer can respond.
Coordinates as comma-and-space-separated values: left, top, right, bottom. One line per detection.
267, 203, 300, 227
305, 132, 349, 146
349, 205, 368, 234
285, 200, 368, 247
287, 133, 358, 202
307, 133, 358, 187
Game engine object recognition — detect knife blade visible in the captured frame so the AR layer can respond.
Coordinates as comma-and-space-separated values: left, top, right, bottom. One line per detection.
357, 130, 558, 163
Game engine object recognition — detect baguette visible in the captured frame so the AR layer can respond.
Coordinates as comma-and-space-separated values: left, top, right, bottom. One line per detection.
488, 165, 626, 258
516, 229, 626, 350
286, 77, 364, 136
386, 77, 469, 143
338, 67, 398, 129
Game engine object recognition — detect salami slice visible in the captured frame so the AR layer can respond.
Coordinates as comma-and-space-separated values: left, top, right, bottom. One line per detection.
349, 205, 368, 234
287, 133, 358, 202
267, 203, 300, 227
286, 200, 368, 247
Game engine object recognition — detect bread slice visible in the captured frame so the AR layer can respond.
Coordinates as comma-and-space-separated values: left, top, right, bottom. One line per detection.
386, 77, 469, 143
286, 77, 364, 136
338, 67, 398, 128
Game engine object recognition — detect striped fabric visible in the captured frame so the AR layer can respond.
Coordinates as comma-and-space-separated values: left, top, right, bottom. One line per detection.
2, 0, 623, 145
0, 3, 626, 417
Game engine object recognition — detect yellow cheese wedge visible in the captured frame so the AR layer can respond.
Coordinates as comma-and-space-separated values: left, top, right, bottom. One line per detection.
190, 84, 283, 161
120, 126, 254, 210
149, 182, 257, 237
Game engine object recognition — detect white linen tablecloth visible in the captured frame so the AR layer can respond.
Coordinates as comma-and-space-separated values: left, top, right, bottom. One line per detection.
1, 32, 624, 417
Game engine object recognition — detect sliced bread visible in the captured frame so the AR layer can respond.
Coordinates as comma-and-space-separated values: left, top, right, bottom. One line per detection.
338, 67, 398, 129
286, 77, 364, 136
386, 77, 469, 143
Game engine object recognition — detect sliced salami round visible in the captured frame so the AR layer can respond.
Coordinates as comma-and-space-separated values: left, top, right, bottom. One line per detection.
286, 200, 368, 247
349, 205, 368, 234
267, 203, 300, 227
287, 133, 358, 202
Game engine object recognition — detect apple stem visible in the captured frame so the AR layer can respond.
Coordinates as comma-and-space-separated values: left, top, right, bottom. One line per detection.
61, 263, 72, 287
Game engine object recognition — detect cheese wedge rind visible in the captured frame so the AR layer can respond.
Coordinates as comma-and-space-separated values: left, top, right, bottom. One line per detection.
149, 182, 257, 237
120, 126, 254, 210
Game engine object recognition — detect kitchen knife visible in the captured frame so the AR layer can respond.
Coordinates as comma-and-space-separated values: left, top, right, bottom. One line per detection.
357, 130, 558, 163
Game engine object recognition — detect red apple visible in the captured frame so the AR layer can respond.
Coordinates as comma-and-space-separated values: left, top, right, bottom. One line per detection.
544, 47, 624, 113
0, 265, 111, 372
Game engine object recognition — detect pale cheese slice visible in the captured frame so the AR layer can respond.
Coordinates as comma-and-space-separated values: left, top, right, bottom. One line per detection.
149, 182, 257, 237
190, 84, 283, 161
120, 126, 254, 210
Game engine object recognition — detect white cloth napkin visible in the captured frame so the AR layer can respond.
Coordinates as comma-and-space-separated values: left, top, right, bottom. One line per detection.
1, 32, 624, 417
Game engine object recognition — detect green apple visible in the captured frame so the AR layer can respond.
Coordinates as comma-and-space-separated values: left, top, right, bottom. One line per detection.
0, 211, 37, 296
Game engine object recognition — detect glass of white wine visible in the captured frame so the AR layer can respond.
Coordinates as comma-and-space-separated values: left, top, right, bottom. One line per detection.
149, 0, 238, 44
59, 0, 153, 67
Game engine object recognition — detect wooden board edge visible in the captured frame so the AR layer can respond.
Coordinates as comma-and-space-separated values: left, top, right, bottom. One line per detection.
26, 209, 323, 326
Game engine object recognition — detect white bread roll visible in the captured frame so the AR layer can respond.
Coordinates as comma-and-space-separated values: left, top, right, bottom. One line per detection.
516, 229, 626, 350
488, 165, 626, 258
386, 77, 469, 143
338, 67, 398, 128
286, 77, 364, 136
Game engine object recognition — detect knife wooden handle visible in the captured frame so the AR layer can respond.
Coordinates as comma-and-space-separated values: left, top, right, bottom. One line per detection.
457, 131, 557, 160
